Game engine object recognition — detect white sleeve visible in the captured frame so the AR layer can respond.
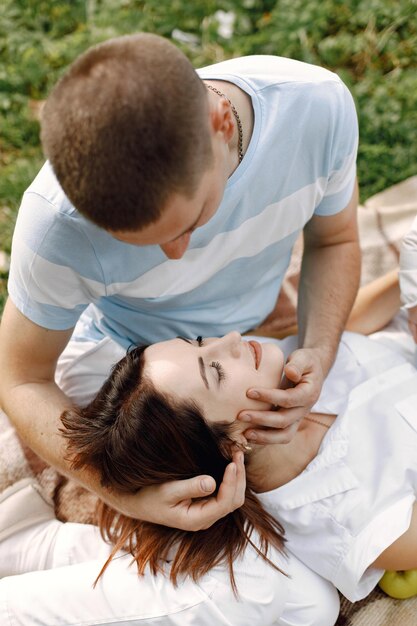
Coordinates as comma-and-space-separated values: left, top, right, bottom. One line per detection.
399, 215, 417, 307
0, 518, 341, 626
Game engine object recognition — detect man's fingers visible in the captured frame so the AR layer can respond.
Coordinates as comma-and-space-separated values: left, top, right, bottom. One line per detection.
170, 455, 244, 504
283, 361, 302, 383
138, 457, 245, 533
240, 346, 325, 447
251, 405, 304, 429
284, 349, 316, 378
239, 407, 297, 429
231, 451, 246, 508
188, 456, 246, 530
246, 384, 312, 410
279, 374, 296, 391
245, 419, 301, 445
164, 474, 216, 504
216, 454, 245, 511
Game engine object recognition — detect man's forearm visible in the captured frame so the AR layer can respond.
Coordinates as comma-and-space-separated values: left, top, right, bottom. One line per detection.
298, 238, 361, 376
1, 379, 71, 472
1, 380, 136, 515
1, 379, 246, 528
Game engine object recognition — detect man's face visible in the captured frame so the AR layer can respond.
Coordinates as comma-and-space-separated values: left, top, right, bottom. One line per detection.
109, 155, 229, 260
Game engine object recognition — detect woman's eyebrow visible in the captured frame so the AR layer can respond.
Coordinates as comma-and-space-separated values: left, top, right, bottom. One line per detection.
177, 337, 209, 389
198, 357, 209, 389
177, 336, 192, 344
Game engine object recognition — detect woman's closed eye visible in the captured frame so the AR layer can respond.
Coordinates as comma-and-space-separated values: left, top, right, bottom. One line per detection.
196, 337, 226, 385
211, 360, 226, 383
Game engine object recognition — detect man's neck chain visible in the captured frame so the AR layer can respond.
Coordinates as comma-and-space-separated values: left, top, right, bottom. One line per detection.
206, 84, 244, 164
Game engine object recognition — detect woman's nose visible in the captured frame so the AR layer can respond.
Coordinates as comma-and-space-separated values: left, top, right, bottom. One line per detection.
218, 331, 242, 357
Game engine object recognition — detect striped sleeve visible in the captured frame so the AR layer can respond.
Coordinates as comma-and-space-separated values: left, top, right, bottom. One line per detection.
8, 192, 106, 330
314, 80, 358, 216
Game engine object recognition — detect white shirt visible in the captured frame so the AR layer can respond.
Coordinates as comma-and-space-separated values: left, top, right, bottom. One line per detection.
400, 214, 417, 308
257, 332, 417, 602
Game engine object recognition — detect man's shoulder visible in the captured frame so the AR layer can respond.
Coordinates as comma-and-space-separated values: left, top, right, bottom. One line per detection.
18, 161, 101, 242
25, 160, 77, 219
197, 55, 341, 91
15, 161, 109, 259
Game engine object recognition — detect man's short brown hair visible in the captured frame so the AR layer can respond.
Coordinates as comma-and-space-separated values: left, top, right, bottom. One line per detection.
41, 33, 213, 231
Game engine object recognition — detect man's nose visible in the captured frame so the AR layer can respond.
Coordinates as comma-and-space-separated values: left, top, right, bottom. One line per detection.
160, 232, 191, 259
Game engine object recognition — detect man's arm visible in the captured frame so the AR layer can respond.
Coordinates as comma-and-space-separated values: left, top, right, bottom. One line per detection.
297, 179, 360, 370
239, 181, 360, 443
0, 299, 245, 530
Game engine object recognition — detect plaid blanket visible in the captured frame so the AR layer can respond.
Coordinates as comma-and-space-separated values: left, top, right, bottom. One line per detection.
2, 175, 417, 624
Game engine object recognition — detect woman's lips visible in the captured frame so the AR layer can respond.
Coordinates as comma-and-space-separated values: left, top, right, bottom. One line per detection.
248, 340, 262, 369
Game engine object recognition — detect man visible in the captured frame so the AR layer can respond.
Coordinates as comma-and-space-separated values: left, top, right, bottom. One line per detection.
0, 32, 358, 624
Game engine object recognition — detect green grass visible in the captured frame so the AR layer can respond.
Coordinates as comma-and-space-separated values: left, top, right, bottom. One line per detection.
1, 0, 416, 314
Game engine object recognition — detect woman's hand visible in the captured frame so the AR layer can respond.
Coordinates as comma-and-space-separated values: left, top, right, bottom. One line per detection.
237, 347, 325, 444
115, 451, 246, 531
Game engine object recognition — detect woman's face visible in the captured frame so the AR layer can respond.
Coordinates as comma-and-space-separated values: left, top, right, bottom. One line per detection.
144, 332, 284, 429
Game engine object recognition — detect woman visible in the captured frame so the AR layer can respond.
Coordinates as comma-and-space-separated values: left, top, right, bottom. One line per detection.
60, 333, 289, 593
0, 270, 410, 625
0, 345, 339, 626
58, 304, 417, 603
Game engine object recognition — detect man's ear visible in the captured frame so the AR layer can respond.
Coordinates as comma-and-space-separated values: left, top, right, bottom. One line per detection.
209, 97, 235, 143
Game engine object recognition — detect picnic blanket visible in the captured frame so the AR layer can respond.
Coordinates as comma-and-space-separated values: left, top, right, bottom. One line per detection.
256, 175, 417, 338
1, 175, 417, 625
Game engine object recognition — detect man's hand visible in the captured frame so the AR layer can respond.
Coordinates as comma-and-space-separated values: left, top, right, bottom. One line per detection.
118, 451, 246, 531
237, 348, 325, 444
407, 304, 417, 343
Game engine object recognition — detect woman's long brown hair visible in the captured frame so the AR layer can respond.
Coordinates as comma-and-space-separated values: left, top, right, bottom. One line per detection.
60, 345, 286, 593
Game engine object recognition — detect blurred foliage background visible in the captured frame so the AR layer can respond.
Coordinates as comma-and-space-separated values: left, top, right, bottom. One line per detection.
1, 0, 417, 310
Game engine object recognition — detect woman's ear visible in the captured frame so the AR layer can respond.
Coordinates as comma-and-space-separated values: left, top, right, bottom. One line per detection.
220, 433, 252, 457
233, 433, 252, 453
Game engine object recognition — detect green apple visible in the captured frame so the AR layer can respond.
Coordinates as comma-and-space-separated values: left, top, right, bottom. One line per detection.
378, 569, 417, 599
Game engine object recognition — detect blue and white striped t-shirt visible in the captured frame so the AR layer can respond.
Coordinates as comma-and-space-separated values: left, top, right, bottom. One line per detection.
8, 55, 358, 348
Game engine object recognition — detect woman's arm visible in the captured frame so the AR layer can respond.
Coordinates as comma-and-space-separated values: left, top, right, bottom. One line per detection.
345, 268, 400, 335
249, 268, 401, 340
